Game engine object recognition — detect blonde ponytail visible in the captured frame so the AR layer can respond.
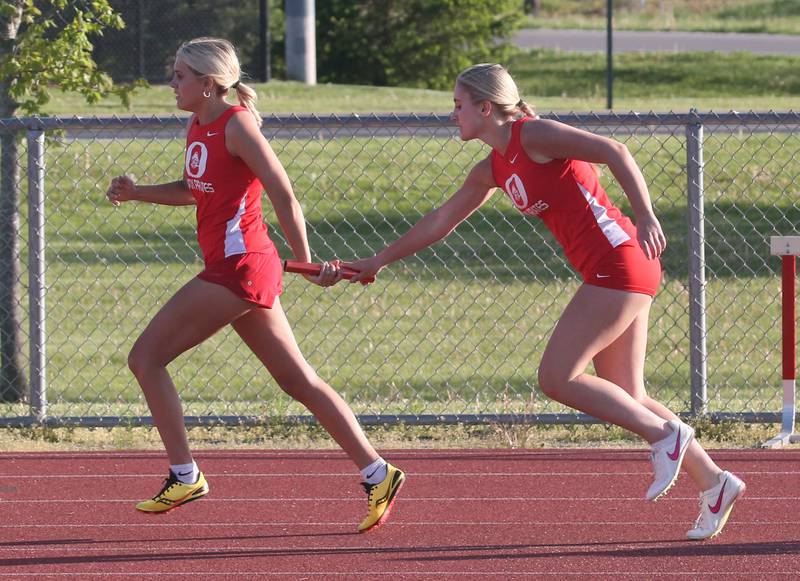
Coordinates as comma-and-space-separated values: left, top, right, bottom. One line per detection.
517, 99, 537, 119
233, 81, 262, 127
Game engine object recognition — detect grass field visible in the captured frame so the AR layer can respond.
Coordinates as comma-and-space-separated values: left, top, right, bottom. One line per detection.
524, 0, 800, 34
4, 44, 799, 449
5, 125, 797, 425
40, 49, 800, 115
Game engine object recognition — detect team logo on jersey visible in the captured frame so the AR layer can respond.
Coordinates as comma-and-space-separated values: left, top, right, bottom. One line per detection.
185, 142, 208, 178
504, 173, 529, 209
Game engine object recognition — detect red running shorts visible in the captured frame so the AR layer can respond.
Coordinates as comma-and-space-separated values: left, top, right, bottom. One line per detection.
197, 248, 283, 309
583, 243, 662, 298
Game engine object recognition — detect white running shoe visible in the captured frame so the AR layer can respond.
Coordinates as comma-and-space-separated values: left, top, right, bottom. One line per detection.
645, 419, 694, 501
686, 471, 746, 540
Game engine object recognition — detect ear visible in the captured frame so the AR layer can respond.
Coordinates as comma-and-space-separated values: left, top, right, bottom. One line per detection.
480, 101, 492, 116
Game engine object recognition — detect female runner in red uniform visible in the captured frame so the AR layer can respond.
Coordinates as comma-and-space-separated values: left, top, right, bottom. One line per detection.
106, 37, 403, 533
348, 63, 743, 540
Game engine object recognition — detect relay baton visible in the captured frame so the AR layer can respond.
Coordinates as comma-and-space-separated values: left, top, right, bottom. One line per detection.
283, 260, 375, 283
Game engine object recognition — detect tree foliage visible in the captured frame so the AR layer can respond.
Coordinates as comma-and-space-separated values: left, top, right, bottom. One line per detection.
0, 0, 140, 403
0, 0, 141, 116
316, 0, 523, 90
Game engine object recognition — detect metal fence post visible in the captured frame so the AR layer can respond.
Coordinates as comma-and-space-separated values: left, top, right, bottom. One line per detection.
27, 126, 46, 422
686, 113, 708, 416
1, 112, 798, 427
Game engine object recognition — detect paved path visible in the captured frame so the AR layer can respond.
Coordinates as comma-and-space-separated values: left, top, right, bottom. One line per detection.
514, 28, 800, 55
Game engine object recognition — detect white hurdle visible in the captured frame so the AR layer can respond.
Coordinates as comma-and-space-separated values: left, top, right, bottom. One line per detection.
764, 236, 800, 448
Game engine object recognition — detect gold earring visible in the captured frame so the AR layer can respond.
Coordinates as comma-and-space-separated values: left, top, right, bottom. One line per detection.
203, 90, 211, 98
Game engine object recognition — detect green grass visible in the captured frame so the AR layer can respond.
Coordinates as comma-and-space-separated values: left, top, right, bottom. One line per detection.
509, 50, 800, 104
524, 0, 800, 34
4, 126, 798, 425
3, 48, 798, 445
43, 81, 454, 116
39, 49, 800, 116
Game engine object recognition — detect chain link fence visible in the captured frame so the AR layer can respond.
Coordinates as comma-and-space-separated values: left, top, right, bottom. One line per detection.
0, 111, 798, 427
94, 0, 281, 84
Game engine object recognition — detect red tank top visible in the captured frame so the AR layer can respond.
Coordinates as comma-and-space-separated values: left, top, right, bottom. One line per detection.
490, 117, 637, 275
184, 106, 274, 265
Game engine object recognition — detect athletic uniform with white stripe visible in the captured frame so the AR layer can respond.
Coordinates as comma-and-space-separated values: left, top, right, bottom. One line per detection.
184, 105, 282, 307
490, 117, 661, 297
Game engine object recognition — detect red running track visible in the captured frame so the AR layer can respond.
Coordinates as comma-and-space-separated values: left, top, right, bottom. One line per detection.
0, 449, 798, 579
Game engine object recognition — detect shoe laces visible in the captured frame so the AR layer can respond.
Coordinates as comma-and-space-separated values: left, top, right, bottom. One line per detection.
361, 481, 376, 501
154, 472, 180, 499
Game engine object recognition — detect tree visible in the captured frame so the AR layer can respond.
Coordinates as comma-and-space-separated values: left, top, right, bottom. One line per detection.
0, 0, 139, 402
316, 0, 522, 90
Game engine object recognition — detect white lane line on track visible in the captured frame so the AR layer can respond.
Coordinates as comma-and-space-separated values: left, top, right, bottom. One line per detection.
0, 520, 796, 530
0, 544, 670, 553
1, 496, 798, 503
1, 470, 798, 478
0, 450, 657, 456
1, 573, 796, 577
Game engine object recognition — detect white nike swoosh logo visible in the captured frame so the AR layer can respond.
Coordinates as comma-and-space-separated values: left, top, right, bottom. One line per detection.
510, 154, 518, 164
596, 274, 610, 278
207, 131, 219, 137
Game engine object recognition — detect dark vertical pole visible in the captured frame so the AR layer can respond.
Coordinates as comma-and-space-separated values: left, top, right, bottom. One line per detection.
606, 0, 613, 110
137, 0, 145, 80
259, 0, 271, 82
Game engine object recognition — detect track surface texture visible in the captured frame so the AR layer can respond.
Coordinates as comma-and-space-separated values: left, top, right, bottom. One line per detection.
0, 449, 798, 579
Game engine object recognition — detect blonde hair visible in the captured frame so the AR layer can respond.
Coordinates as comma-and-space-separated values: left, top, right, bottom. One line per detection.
176, 37, 262, 127
456, 63, 535, 119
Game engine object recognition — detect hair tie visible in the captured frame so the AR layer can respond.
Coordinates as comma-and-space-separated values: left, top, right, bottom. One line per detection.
231, 80, 241, 90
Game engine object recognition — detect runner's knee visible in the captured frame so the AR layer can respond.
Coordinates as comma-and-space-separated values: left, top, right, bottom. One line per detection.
127, 342, 168, 379
537, 361, 568, 400
274, 370, 323, 402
